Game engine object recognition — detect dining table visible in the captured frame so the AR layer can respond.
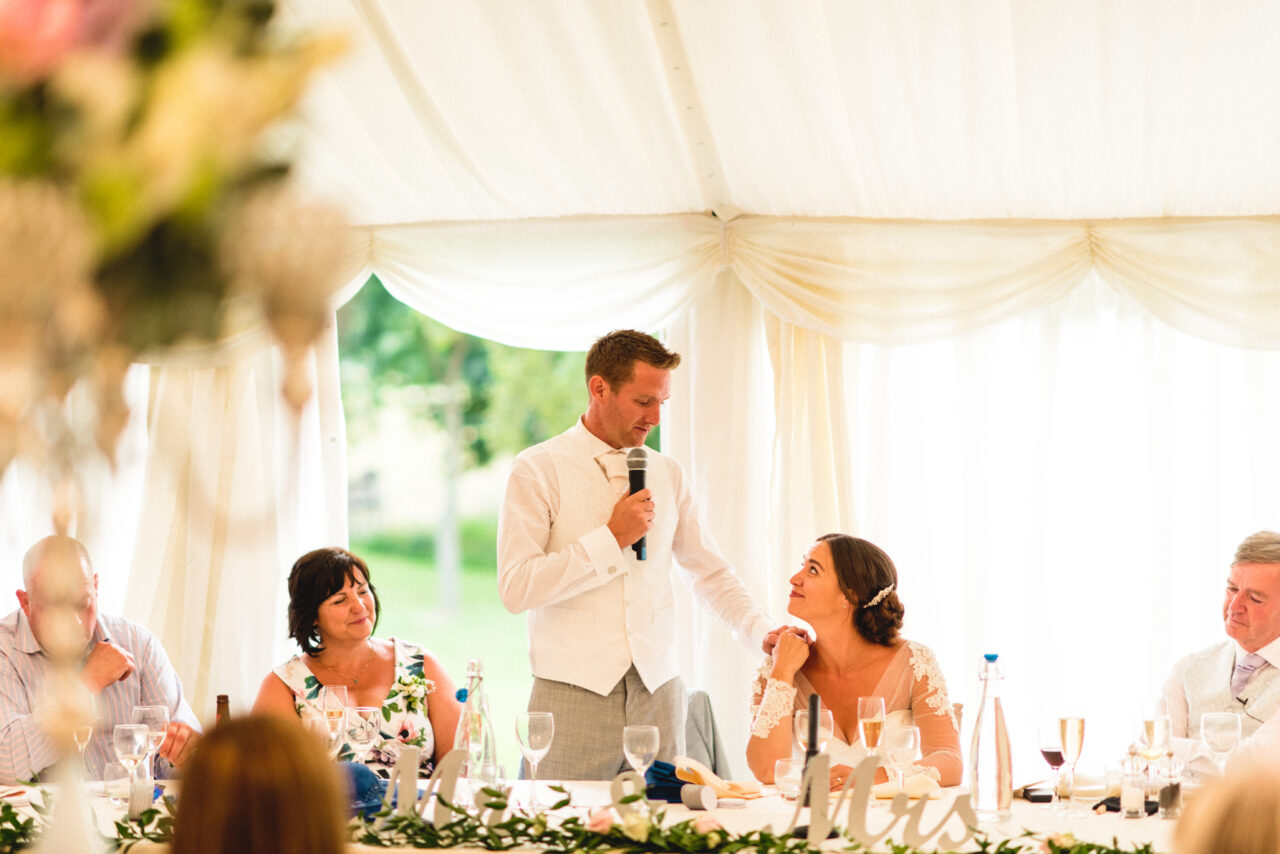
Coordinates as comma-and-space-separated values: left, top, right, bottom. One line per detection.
24, 777, 1176, 853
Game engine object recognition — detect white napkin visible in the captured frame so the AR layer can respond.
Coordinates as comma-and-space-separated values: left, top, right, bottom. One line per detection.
872, 774, 941, 799
673, 755, 762, 799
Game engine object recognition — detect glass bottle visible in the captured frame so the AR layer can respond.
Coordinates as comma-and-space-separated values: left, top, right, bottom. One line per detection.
1158, 750, 1182, 819
452, 658, 500, 785
1120, 745, 1145, 818
215, 694, 230, 727
968, 653, 1012, 821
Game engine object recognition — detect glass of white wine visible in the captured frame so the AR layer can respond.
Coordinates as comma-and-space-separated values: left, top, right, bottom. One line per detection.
1136, 711, 1171, 788
1058, 713, 1086, 817
857, 696, 886, 753
319, 685, 348, 758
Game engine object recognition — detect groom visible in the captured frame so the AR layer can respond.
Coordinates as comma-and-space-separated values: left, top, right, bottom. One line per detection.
496, 329, 781, 779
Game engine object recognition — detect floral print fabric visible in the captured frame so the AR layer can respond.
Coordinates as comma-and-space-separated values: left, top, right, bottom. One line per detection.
272, 637, 437, 778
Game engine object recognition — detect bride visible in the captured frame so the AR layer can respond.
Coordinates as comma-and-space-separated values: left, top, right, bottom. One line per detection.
747, 533, 962, 789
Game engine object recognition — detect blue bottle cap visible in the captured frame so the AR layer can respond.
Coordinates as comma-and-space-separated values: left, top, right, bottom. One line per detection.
984, 653, 998, 662
456, 688, 468, 702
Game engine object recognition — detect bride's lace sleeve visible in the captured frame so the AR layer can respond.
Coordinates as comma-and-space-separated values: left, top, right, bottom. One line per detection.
906, 641, 963, 786
748, 658, 796, 739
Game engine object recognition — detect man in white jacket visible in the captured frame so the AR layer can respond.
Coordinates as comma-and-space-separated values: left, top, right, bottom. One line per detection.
497, 330, 778, 779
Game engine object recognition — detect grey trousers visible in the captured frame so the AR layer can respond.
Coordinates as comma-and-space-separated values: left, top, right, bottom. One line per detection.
528, 665, 686, 781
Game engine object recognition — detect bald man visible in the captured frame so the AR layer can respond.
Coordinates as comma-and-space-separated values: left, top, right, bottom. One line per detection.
0, 536, 200, 783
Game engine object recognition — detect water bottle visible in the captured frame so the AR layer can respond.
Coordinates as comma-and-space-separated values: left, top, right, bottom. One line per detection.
968, 653, 1012, 821
452, 658, 500, 786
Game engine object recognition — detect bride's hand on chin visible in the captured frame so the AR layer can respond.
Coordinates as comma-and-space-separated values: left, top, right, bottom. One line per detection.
770, 630, 810, 682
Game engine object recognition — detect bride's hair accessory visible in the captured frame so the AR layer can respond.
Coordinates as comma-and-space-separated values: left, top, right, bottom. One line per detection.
862, 584, 894, 609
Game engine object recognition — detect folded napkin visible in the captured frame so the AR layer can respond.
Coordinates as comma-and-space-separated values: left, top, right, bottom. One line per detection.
643, 760, 686, 803
342, 761, 388, 818
673, 755, 762, 799
871, 773, 942, 799
1068, 772, 1116, 800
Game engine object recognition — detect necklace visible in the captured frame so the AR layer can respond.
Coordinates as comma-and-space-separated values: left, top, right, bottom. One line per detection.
314, 640, 376, 686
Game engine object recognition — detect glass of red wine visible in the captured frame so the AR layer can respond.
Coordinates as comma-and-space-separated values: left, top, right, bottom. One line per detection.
1038, 720, 1065, 811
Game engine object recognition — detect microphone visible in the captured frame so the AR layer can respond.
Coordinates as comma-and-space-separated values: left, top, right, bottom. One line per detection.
626, 447, 647, 560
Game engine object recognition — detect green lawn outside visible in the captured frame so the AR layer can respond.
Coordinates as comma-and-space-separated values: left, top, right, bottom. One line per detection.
354, 529, 530, 776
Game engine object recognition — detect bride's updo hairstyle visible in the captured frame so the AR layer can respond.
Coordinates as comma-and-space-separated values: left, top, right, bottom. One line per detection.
819, 533, 904, 647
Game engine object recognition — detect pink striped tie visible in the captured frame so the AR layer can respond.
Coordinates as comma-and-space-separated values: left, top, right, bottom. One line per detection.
1232, 653, 1267, 699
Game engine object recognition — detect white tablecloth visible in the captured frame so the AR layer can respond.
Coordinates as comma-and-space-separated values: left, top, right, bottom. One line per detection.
15, 779, 1178, 853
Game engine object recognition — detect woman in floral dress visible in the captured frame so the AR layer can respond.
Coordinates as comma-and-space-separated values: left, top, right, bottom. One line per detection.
253, 547, 461, 777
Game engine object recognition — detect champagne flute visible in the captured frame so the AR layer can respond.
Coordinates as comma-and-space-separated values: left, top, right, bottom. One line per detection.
113, 723, 149, 808
882, 726, 920, 790
857, 696, 886, 752
345, 706, 380, 764
1037, 720, 1066, 811
131, 705, 169, 781
515, 712, 555, 808
622, 725, 659, 780
319, 685, 348, 756
795, 708, 835, 754
1200, 712, 1242, 775
72, 709, 94, 772
1058, 713, 1086, 817
1136, 711, 1172, 790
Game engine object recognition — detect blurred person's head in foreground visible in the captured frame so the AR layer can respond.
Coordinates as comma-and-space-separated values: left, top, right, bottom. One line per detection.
172, 715, 347, 854
1174, 760, 1280, 854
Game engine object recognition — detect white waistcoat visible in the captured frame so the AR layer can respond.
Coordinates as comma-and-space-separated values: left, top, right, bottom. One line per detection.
1183, 641, 1280, 738
527, 444, 680, 695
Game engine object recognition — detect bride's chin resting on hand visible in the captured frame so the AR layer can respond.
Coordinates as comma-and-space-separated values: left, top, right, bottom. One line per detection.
745, 534, 963, 789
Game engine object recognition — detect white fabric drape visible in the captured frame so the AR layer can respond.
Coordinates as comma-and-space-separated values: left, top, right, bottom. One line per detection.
123, 325, 349, 719
326, 212, 1280, 772
88, 0, 1280, 766
839, 276, 1280, 768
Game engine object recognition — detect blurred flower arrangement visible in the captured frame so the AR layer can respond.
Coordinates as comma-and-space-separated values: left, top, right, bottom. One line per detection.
0, 0, 349, 483
0, 0, 349, 801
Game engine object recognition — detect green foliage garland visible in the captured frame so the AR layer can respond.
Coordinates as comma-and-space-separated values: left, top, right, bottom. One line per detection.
0, 790, 1165, 854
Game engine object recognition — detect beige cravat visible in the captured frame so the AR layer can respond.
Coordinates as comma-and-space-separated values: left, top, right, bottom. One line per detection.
597, 450, 629, 496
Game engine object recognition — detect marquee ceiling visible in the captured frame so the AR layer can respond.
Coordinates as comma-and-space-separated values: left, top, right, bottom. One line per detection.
284, 0, 1280, 226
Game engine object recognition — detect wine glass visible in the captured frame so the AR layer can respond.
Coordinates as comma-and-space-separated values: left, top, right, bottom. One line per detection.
857, 696, 886, 753
795, 707, 835, 754
622, 725, 659, 779
102, 762, 130, 809
132, 705, 169, 781
882, 726, 920, 790
319, 685, 348, 756
113, 723, 149, 807
72, 699, 95, 772
1136, 710, 1172, 789
1058, 713, 1086, 817
1037, 720, 1066, 811
515, 712, 554, 808
774, 758, 802, 800
1200, 712, 1242, 775
345, 706, 380, 763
